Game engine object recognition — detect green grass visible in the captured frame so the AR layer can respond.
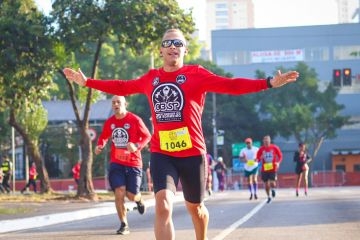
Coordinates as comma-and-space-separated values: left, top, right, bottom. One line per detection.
0, 191, 115, 202
0, 206, 32, 215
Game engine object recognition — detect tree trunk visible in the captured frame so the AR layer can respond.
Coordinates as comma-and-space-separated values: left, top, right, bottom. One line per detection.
311, 136, 324, 162
76, 128, 98, 201
26, 139, 52, 193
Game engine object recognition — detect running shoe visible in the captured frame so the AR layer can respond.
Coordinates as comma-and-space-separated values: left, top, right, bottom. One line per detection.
254, 194, 258, 200
304, 191, 307, 196
266, 197, 272, 204
136, 198, 146, 215
117, 222, 130, 235
271, 189, 276, 198
249, 194, 253, 200
296, 191, 299, 197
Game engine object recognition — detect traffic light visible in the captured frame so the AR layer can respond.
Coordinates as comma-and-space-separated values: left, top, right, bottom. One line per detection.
333, 69, 341, 86
343, 68, 352, 86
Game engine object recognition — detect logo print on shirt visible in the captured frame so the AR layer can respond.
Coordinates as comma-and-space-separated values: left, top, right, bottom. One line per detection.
263, 151, 274, 163
124, 123, 130, 130
152, 77, 160, 86
176, 75, 186, 84
152, 83, 184, 122
112, 128, 129, 148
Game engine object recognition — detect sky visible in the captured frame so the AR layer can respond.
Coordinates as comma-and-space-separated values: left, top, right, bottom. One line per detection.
36, 0, 345, 41
178, 0, 341, 40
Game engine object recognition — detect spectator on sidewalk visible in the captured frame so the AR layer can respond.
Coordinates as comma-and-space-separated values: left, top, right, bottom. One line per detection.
294, 142, 312, 196
72, 161, 81, 186
21, 162, 37, 194
214, 157, 227, 192
206, 153, 214, 196
0, 167, 5, 193
1, 155, 12, 193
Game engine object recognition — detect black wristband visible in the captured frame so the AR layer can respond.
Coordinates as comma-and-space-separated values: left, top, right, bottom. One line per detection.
266, 76, 273, 88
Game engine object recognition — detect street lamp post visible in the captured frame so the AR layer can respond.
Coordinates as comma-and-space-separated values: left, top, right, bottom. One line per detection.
11, 127, 16, 192
212, 93, 217, 161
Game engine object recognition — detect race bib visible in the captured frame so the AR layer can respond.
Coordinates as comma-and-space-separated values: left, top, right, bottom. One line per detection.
247, 160, 255, 167
264, 162, 274, 171
115, 148, 131, 161
159, 127, 192, 152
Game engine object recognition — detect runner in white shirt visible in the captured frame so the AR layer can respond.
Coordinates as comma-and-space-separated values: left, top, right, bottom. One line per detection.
239, 138, 259, 200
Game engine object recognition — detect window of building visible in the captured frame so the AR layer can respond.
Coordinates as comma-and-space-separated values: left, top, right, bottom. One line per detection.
216, 11, 228, 16
305, 47, 329, 61
354, 164, 360, 172
216, 51, 250, 65
215, 25, 229, 30
234, 51, 250, 65
334, 45, 360, 60
216, 51, 234, 65
335, 164, 346, 172
216, 3, 227, 9
216, 18, 228, 24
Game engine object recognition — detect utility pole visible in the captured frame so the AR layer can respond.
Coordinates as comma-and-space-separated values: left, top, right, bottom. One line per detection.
212, 93, 217, 160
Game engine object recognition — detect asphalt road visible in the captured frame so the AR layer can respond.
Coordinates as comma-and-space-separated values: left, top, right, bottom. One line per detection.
0, 187, 359, 240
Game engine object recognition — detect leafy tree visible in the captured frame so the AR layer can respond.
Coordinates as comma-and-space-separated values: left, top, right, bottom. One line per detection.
256, 62, 351, 161
0, 0, 58, 192
0, 112, 11, 153
50, 0, 195, 199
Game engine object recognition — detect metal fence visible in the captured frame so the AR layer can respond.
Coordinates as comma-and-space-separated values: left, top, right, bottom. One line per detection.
211, 170, 357, 191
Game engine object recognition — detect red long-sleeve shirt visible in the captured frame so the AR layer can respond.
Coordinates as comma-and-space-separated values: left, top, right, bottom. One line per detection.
97, 112, 151, 168
256, 144, 283, 173
29, 165, 37, 180
87, 65, 269, 157
72, 162, 80, 180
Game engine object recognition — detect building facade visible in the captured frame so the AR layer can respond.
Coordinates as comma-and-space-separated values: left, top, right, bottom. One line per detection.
204, 0, 254, 54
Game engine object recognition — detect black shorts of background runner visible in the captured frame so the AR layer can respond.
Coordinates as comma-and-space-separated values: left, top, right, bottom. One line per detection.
150, 152, 207, 203
261, 171, 277, 182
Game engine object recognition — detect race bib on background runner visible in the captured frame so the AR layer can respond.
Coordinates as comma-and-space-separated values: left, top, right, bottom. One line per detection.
264, 162, 274, 171
115, 148, 131, 161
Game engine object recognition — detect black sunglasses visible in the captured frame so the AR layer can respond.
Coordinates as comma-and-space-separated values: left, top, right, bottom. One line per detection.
161, 39, 185, 48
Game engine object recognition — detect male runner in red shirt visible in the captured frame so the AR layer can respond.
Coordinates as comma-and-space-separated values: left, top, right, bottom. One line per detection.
63, 28, 298, 240
95, 95, 151, 235
256, 135, 283, 203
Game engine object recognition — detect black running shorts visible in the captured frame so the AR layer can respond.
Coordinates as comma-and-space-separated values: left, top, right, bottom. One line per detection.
150, 152, 207, 203
261, 171, 277, 182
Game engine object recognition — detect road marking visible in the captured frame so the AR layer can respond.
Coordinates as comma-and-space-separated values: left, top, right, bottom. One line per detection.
212, 200, 267, 240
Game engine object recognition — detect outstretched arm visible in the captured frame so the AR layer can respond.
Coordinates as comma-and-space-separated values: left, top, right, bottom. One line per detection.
270, 70, 299, 88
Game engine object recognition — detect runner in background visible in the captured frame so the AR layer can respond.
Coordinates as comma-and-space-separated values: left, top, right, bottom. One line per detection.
256, 135, 283, 203
239, 138, 259, 200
